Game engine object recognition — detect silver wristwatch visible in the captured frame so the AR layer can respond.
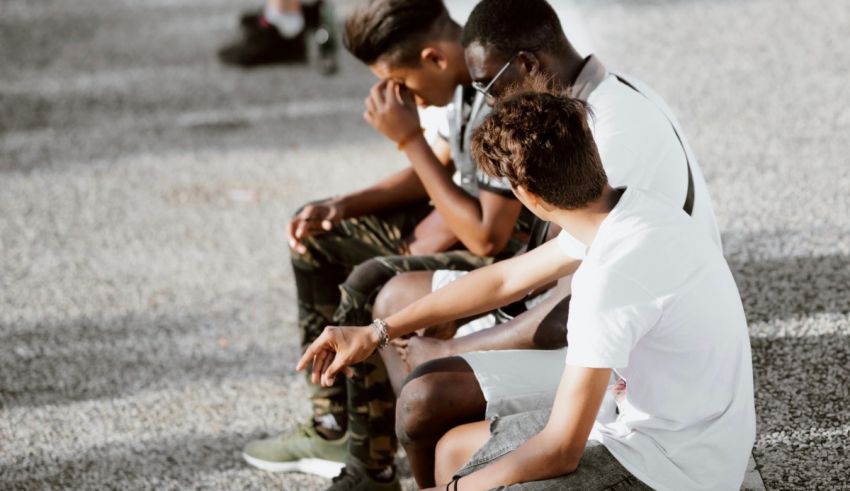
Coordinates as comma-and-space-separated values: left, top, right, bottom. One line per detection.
371, 318, 390, 350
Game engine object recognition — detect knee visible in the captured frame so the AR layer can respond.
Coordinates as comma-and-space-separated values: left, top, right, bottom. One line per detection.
395, 374, 442, 446
434, 431, 468, 484
344, 258, 393, 295
373, 273, 412, 319
373, 272, 433, 319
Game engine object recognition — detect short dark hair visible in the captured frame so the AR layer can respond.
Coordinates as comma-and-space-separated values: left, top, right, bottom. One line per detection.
462, 0, 568, 58
472, 90, 607, 209
344, 0, 459, 66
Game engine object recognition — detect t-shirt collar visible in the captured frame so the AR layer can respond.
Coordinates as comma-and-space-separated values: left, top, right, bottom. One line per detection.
568, 55, 608, 101
588, 186, 632, 252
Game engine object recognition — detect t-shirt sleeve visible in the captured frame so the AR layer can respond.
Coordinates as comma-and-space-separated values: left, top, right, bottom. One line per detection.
475, 170, 515, 198
565, 270, 661, 368
421, 104, 450, 142
556, 230, 587, 260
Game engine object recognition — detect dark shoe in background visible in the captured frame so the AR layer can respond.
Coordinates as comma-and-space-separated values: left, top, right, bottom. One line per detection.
218, 1, 338, 75
218, 16, 308, 67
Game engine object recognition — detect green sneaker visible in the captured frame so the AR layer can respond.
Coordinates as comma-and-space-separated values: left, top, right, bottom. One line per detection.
242, 422, 348, 479
327, 463, 400, 491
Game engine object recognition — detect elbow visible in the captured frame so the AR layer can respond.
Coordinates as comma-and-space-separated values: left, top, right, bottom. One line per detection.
468, 242, 498, 257
540, 433, 582, 477
559, 455, 580, 475
545, 449, 580, 478
466, 235, 510, 258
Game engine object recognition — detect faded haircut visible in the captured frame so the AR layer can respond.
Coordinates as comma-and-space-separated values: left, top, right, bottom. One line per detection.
344, 0, 460, 67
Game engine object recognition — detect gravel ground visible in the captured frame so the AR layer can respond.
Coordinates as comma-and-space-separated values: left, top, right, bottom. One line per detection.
1, 0, 848, 489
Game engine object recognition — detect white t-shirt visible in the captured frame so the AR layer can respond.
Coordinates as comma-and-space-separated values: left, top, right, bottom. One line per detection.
557, 69, 722, 260
562, 188, 755, 491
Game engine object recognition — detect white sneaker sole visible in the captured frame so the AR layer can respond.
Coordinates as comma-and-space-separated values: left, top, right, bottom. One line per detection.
242, 453, 345, 479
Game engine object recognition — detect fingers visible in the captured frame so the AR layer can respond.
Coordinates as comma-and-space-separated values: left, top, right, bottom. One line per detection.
311, 349, 329, 385
387, 81, 416, 109
287, 218, 300, 249
297, 330, 330, 372
292, 205, 315, 245
321, 204, 338, 231
291, 203, 338, 251
289, 204, 314, 249
364, 95, 377, 117
395, 344, 407, 361
322, 359, 341, 387
385, 80, 398, 105
370, 79, 388, 107
293, 220, 323, 252
398, 83, 417, 109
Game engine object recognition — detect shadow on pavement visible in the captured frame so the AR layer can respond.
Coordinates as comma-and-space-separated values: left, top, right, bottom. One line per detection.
729, 253, 850, 324
0, 309, 294, 409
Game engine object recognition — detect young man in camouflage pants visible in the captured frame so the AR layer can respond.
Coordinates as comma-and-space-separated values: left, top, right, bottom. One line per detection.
241, 1, 530, 489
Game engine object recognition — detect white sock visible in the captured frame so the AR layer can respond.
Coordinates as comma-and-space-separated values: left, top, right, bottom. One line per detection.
263, 5, 305, 38
314, 413, 342, 432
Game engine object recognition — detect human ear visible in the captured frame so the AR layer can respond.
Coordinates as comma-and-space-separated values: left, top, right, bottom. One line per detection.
515, 51, 541, 77
421, 47, 448, 70
515, 185, 541, 209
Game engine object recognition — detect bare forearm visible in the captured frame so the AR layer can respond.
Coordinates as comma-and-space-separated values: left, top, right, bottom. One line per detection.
458, 432, 578, 490
403, 135, 512, 256
338, 167, 427, 217
385, 241, 575, 340
448, 282, 571, 354
385, 263, 525, 339
457, 367, 611, 490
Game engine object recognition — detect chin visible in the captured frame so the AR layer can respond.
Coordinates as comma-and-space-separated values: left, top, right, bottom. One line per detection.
416, 92, 452, 108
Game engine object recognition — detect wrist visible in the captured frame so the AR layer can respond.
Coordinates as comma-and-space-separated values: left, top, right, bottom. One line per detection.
369, 319, 390, 350
397, 127, 425, 151
327, 196, 347, 219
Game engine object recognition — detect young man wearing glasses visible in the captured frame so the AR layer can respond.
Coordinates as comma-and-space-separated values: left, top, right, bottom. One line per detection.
241, 1, 533, 489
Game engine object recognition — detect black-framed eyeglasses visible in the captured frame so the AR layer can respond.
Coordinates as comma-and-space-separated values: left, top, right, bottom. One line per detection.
471, 54, 517, 100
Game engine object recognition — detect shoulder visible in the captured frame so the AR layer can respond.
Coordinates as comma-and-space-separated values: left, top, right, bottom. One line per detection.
587, 75, 668, 131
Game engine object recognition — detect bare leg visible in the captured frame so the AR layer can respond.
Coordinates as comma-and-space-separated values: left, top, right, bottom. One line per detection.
434, 420, 491, 484
372, 271, 435, 321
373, 271, 439, 393
396, 357, 486, 488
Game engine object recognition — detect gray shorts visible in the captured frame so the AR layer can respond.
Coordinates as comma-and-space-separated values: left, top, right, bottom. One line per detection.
460, 349, 566, 420
455, 409, 651, 490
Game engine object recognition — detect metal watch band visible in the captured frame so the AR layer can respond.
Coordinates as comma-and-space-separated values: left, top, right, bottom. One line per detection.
371, 318, 389, 350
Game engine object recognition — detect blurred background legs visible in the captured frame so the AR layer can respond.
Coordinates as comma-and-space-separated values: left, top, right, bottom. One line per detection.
218, 0, 338, 75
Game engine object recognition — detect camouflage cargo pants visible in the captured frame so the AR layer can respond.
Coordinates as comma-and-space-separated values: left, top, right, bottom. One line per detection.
290, 201, 498, 469
337, 250, 502, 471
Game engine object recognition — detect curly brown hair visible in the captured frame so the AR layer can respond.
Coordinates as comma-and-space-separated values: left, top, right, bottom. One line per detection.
471, 90, 607, 209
